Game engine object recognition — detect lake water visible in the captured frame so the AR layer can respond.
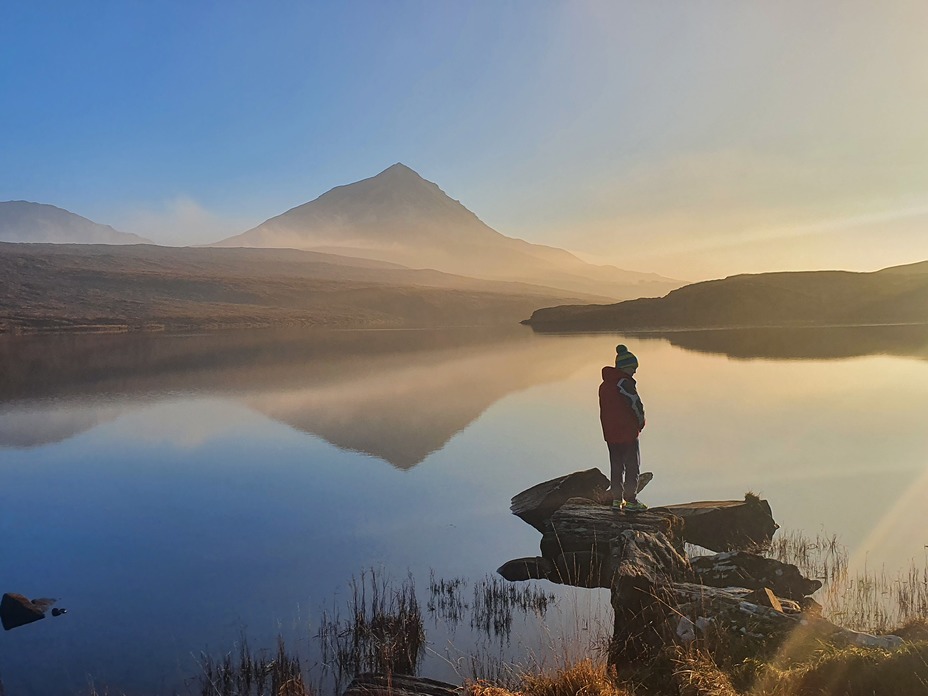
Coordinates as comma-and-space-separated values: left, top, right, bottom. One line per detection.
2, 325, 927, 694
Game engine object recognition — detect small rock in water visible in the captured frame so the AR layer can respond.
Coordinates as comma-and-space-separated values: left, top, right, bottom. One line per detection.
1, 593, 48, 631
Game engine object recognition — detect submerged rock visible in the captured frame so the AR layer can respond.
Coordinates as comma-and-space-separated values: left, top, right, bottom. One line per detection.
496, 556, 555, 582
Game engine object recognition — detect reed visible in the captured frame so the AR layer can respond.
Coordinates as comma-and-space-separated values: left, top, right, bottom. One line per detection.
470, 575, 556, 642
770, 528, 928, 634
316, 569, 425, 689
195, 636, 309, 696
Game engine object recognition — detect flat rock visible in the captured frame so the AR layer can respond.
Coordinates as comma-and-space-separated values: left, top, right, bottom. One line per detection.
659, 498, 779, 551
540, 502, 682, 560
1, 593, 49, 631
510, 468, 610, 532
342, 673, 460, 696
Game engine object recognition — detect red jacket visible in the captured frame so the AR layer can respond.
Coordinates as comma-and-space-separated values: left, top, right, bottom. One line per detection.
599, 366, 646, 443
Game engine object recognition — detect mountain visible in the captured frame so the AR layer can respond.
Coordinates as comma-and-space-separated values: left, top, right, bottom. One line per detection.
0, 242, 607, 334
214, 163, 682, 300
0, 201, 151, 244
524, 261, 928, 331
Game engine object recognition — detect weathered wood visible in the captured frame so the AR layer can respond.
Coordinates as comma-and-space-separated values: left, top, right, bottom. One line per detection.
691, 550, 822, 600
342, 673, 460, 696
510, 468, 609, 532
658, 497, 779, 551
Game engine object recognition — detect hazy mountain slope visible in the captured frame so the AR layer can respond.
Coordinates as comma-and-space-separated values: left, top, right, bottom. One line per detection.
214, 163, 682, 300
525, 262, 928, 330
0, 242, 606, 334
0, 201, 151, 244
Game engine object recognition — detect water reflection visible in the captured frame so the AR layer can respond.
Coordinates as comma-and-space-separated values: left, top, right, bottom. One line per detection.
0, 327, 586, 467
0, 404, 121, 448
2, 324, 927, 461
647, 324, 928, 361
0, 325, 926, 695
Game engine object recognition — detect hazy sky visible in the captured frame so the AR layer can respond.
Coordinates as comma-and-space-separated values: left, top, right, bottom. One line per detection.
3, 1, 927, 279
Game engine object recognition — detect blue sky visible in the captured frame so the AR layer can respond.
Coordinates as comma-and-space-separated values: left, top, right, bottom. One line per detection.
3, 1, 927, 278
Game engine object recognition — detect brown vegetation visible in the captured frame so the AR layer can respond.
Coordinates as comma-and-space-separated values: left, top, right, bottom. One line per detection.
0, 242, 603, 334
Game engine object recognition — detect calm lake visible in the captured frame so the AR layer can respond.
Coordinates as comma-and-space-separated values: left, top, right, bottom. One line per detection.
2, 325, 927, 694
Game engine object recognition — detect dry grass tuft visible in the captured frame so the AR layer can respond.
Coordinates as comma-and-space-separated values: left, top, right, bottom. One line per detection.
468, 680, 521, 696
467, 659, 628, 696
742, 642, 928, 696
670, 649, 739, 696
893, 617, 928, 642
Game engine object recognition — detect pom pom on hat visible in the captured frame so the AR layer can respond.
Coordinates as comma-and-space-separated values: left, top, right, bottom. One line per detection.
615, 344, 639, 372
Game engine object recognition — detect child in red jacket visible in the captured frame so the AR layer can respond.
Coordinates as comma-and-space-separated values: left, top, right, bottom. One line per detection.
599, 344, 647, 512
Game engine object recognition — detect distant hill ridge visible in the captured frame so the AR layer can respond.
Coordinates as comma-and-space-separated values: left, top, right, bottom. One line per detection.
0, 201, 150, 245
214, 163, 683, 301
525, 262, 928, 331
0, 242, 609, 334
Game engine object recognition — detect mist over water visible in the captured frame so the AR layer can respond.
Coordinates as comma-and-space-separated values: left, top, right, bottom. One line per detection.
1, 325, 926, 694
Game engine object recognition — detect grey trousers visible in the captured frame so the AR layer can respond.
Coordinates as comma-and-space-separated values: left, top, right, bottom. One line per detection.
608, 441, 641, 502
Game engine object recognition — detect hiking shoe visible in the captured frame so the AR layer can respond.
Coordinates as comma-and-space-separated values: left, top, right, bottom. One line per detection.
612, 499, 626, 511
624, 500, 648, 512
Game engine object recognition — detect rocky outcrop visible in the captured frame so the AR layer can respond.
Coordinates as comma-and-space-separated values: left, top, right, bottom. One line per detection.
510, 468, 777, 552
497, 469, 892, 666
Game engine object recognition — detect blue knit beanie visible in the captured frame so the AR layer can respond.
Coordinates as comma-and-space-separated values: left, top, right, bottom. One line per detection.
615, 344, 639, 372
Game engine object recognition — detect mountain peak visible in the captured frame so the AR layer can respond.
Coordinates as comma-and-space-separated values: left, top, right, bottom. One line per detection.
377, 162, 422, 179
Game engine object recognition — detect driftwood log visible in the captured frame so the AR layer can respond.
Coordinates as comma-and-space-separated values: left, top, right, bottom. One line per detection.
499, 469, 897, 665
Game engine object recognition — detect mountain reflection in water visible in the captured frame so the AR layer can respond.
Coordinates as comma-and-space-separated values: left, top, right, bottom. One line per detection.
2, 325, 927, 463
0, 327, 588, 467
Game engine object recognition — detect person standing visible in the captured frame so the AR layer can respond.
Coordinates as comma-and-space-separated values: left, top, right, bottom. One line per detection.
599, 344, 647, 512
